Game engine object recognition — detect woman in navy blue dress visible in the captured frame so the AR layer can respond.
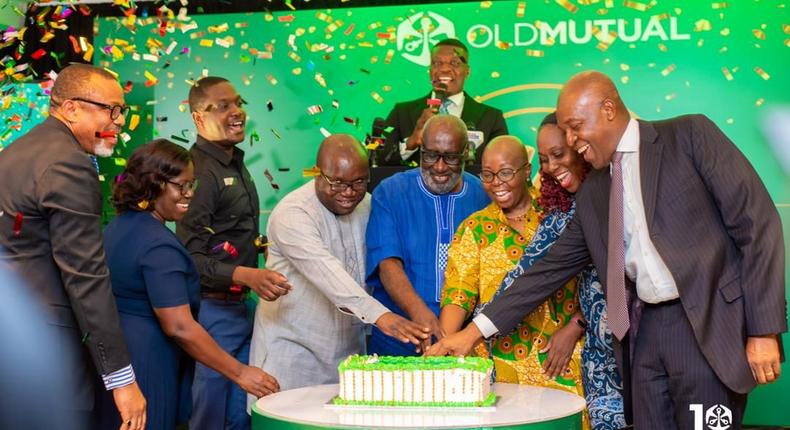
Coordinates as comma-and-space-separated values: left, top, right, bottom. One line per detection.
101, 139, 279, 430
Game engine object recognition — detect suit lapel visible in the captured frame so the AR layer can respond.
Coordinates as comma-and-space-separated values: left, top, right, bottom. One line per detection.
638, 120, 661, 227
587, 169, 612, 249
460, 92, 484, 130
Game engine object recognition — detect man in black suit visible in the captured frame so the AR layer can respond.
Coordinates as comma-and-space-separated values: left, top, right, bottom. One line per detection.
377, 38, 508, 166
0, 64, 147, 430
428, 71, 786, 430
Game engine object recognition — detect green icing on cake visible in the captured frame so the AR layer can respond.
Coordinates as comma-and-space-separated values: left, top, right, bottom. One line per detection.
332, 392, 496, 408
338, 355, 493, 373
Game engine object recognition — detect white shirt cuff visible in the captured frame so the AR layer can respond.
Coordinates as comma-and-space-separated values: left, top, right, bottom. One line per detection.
399, 139, 419, 161
472, 314, 499, 339
102, 364, 136, 390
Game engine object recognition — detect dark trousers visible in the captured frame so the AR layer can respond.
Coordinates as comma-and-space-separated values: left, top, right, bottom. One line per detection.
631, 300, 747, 430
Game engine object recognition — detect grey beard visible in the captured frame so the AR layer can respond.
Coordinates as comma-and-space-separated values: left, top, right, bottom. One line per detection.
420, 167, 462, 195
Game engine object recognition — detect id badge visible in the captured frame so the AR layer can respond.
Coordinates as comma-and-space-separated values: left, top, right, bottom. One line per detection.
467, 130, 484, 149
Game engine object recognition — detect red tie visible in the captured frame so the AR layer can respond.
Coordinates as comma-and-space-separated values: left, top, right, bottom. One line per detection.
607, 151, 629, 341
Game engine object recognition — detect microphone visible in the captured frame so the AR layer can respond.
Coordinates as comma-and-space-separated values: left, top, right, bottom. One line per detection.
367, 117, 387, 167
428, 81, 449, 112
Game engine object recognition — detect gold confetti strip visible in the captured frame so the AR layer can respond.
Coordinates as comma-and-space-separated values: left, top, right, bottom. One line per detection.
556, 0, 578, 14
620, 76, 630, 84
605, 0, 614, 7
199, 39, 213, 47
711, 2, 729, 9
384, 49, 395, 64
658, 43, 668, 52
480, 1, 493, 9
578, 0, 602, 4
624, 0, 650, 12
665, 93, 677, 101
720, 28, 730, 36
288, 51, 301, 62
358, 42, 374, 48
316, 12, 333, 23
694, 19, 712, 32
755, 98, 765, 106
370, 56, 379, 64
719, 46, 728, 53
597, 8, 609, 15
368, 22, 382, 30
516, 2, 526, 17
752, 29, 766, 40
371, 91, 384, 104
785, 39, 790, 47
620, 63, 631, 71
784, 24, 790, 34
382, 85, 392, 92
491, 71, 501, 78
497, 40, 512, 50
303, 166, 321, 177
266, 74, 278, 85
754, 67, 770, 80
527, 49, 544, 57
661, 64, 676, 76
292, 67, 302, 75
653, 13, 671, 20
726, 118, 734, 124
697, 39, 705, 47
721, 67, 734, 81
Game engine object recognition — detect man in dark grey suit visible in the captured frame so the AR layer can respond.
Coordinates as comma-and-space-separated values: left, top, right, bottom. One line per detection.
377, 38, 508, 166
428, 71, 786, 430
0, 64, 146, 430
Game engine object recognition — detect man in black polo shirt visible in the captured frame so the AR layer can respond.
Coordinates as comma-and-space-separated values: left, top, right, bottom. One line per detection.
177, 76, 291, 430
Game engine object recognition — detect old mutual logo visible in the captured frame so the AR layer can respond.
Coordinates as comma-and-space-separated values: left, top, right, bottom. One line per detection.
396, 12, 455, 66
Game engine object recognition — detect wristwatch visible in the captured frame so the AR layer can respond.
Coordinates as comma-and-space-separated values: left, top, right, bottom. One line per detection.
574, 315, 588, 330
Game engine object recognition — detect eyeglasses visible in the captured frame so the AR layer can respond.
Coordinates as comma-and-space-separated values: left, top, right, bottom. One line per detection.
430, 59, 467, 69
70, 97, 130, 120
166, 179, 198, 196
479, 163, 530, 183
420, 149, 466, 166
320, 173, 368, 193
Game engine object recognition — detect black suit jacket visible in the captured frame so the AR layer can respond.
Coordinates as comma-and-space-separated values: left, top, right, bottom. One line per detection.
377, 91, 508, 166
480, 115, 787, 394
0, 117, 131, 409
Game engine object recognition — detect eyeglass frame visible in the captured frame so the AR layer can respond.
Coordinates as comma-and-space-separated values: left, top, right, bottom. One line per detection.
479, 162, 531, 183
320, 173, 369, 193
70, 97, 131, 120
166, 179, 198, 196
420, 148, 467, 167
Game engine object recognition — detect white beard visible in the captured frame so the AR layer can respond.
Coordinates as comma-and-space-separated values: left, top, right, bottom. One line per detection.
93, 140, 115, 158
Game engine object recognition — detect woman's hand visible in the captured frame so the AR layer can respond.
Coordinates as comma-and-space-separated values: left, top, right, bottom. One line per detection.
540, 317, 584, 379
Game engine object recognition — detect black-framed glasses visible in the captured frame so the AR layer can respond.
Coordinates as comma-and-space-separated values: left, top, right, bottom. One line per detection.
70, 97, 130, 120
479, 162, 530, 183
320, 173, 368, 193
166, 179, 198, 196
420, 149, 466, 166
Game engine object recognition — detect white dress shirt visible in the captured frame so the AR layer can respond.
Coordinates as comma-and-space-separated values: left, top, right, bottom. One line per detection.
399, 91, 466, 160
617, 118, 679, 304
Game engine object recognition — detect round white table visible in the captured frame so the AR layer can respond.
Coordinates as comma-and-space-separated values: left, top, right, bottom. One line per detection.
252, 383, 585, 430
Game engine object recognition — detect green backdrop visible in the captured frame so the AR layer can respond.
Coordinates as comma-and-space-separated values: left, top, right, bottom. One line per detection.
1, 0, 789, 425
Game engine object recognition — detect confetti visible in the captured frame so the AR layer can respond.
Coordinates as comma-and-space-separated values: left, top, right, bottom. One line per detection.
81, 332, 90, 344
491, 71, 501, 78
555, 0, 578, 13
694, 19, 712, 32
250, 130, 260, 147
755, 98, 765, 106
661, 64, 676, 76
332, 100, 340, 109
303, 166, 321, 177
203, 226, 216, 234
264, 169, 280, 191
480, 1, 493, 8
13, 212, 23, 236
711, 2, 729, 9
371, 91, 384, 104
526, 49, 545, 57
307, 105, 324, 115
266, 100, 274, 111
721, 67, 734, 81
754, 67, 770, 80
516, 2, 526, 17
752, 29, 766, 40
266, 74, 278, 85
278, 14, 295, 23
271, 129, 282, 139
211, 241, 239, 257
319, 127, 332, 138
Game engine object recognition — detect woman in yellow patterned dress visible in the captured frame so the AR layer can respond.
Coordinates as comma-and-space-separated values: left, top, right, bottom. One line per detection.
439, 136, 587, 419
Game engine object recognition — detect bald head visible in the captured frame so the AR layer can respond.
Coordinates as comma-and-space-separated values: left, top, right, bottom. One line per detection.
51, 64, 117, 106
483, 135, 532, 167
422, 115, 468, 154
316, 134, 368, 169
555, 71, 630, 169
315, 134, 369, 215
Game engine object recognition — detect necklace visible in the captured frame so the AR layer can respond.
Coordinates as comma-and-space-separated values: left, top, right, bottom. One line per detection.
505, 212, 530, 222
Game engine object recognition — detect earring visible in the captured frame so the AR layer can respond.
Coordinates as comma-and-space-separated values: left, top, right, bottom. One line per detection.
137, 200, 149, 210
